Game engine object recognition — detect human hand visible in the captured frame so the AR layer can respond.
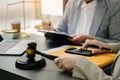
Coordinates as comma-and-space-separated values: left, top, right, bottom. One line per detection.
79, 39, 110, 54
70, 34, 94, 45
42, 20, 54, 31
54, 54, 82, 71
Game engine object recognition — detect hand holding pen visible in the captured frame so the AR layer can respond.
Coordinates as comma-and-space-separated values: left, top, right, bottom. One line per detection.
79, 39, 112, 54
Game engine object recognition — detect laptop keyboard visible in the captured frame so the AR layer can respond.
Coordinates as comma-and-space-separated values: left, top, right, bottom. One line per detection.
0, 40, 20, 52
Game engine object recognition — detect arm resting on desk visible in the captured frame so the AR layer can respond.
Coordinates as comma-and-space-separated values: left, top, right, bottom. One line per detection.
72, 57, 111, 80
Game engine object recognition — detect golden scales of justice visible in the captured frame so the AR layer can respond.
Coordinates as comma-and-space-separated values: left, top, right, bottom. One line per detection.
2, 0, 40, 38
2, 29, 17, 33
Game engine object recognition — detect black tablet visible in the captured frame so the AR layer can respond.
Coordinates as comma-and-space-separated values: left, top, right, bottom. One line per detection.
39, 30, 72, 44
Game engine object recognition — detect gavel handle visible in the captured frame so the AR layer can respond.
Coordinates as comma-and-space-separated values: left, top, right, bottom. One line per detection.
36, 50, 58, 60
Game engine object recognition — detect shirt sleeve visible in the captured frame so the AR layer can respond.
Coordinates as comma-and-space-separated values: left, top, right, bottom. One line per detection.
72, 57, 112, 80
108, 43, 120, 53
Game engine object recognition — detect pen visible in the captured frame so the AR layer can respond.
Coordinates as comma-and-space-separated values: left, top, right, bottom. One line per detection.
99, 46, 112, 52
88, 45, 112, 52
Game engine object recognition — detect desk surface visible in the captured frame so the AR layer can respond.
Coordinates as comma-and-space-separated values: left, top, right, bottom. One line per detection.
0, 33, 79, 80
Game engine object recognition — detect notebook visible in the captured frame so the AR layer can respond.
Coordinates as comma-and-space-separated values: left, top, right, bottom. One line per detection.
0, 35, 35, 56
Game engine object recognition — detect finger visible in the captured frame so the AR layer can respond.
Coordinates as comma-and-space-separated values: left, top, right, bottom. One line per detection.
92, 49, 104, 54
71, 34, 79, 40
57, 57, 63, 69
61, 64, 71, 71
54, 58, 60, 66
61, 65, 67, 71
82, 39, 95, 48
82, 43, 89, 49
63, 66, 73, 71
73, 35, 80, 41
79, 41, 89, 49
78, 46, 86, 50
62, 67, 71, 71
42, 26, 49, 30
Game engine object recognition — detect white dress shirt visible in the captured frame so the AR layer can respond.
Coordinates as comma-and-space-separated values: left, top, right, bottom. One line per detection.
75, 0, 97, 35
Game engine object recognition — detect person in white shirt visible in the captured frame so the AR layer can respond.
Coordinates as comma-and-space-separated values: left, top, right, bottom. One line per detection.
54, 39, 120, 80
42, 0, 120, 43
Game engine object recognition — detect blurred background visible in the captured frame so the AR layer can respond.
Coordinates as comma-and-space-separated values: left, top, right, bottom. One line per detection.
0, 0, 68, 34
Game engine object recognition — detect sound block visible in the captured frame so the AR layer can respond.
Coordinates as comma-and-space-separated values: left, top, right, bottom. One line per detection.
15, 54, 46, 70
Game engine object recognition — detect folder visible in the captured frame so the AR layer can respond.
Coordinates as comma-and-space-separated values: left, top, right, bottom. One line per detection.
46, 45, 116, 68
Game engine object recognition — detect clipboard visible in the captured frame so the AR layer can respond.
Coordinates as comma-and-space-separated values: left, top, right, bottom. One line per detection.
38, 30, 72, 44
38, 30, 72, 39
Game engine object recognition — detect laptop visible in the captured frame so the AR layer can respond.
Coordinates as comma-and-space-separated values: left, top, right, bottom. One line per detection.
0, 35, 35, 56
